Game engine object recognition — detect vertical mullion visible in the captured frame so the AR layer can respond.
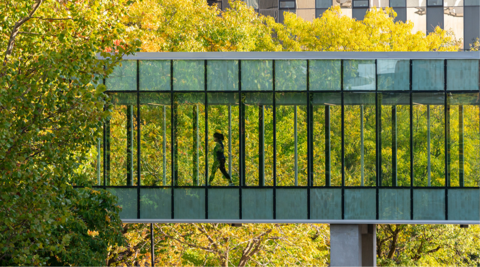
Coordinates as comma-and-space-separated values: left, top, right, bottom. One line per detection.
409, 60, 414, 220
307, 60, 311, 220
272, 60, 276, 220
259, 105, 265, 186
341, 60, 345, 220
239, 61, 243, 219
204, 60, 208, 219
127, 105, 134, 186
97, 138, 101, 186
194, 105, 199, 186
459, 105, 464, 187
294, 105, 298, 186
361, 104, 365, 187
103, 77, 107, 188
444, 60, 448, 220
170, 60, 175, 219
163, 106, 167, 186
375, 59, 380, 220
136, 60, 140, 219
427, 105, 431, 186
325, 105, 331, 187
392, 105, 398, 187
229, 104, 232, 177
150, 223, 155, 267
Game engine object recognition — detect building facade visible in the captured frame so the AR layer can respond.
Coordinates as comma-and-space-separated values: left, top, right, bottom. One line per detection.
208, 0, 480, 50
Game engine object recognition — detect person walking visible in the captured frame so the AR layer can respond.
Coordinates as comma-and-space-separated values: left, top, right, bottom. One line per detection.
209, 131, 234, 186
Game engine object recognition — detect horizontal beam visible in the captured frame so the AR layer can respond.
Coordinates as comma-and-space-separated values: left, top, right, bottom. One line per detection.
99, 51, 480, 60
122, 219, 480, 224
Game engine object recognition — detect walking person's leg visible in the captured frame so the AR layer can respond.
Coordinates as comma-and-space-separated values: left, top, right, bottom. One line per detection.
209, 160, 219, 185
219, 159, 233, 185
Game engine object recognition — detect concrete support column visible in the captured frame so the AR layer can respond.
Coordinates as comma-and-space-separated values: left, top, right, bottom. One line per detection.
330, 224, 376, 267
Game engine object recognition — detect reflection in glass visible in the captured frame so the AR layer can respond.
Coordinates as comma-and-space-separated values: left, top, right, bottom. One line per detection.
140, 93, 171, 186
333, 0, 353, 8
447, 60, 478, 91
173, 93, 206, 186
207, 93, 239, 186
275, 93, 308, 186
412, 60, 444, 91
106, 60, 137, 91
312, 93, 342, 186
309, 60, 341, 91
241, 60, 273, 91
173, 60, 204, 91
139, 61, 171, 91
390, 0, 406, 6
371, 0, 389, 6
343, 60, 376, 90
316, 0, 332, 8
244, 93, 274, 186
207, 60, 239, 91
444, 7, 464, 46
377, 59, 410, 90
106, 93, 138, 186
407, 8, 426, 34
413, 93, 445, 186
380, 93, 411, 187
447, 93, 480, 187
407, 0, 426, 6
344, 93, 376, 186
275, 60, 307, 91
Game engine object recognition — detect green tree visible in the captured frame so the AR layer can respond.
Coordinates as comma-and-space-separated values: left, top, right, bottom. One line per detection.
0, 0, 139, 265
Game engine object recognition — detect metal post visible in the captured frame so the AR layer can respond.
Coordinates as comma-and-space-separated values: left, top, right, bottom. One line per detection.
229, 104, 232, 177
361, 105, 365, 187
427, 105, 431, 186
392, 105, 397, 187
127, 105, 134, 186
294, 105, 298, 186
196, 105, 199, 186
459, 105, 464, 187
326, 105, 331, 186
193, 105, 199, 186
150, 223, 155, 267
105, 121, 111, 186
163, 106, 167, 186
259, 105, 265, 186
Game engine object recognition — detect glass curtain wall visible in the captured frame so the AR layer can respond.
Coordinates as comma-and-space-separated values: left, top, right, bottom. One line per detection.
97, 57, 480, 220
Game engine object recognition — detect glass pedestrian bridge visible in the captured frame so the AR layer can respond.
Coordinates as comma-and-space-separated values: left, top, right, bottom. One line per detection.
93, 52, 480, 224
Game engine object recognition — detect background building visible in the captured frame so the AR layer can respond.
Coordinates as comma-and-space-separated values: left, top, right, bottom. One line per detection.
208, 0, 480, 50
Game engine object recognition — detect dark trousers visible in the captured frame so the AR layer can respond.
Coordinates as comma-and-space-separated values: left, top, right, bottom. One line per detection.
209, 158, 231, 183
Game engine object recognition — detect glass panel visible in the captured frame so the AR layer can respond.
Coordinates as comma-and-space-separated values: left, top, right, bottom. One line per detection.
207, 60, 239, 91
377, 59, 410, 91
309, 60, 341, 91
447, 93, 480, 187
173, 93, 206, 186
106, 60, 137, 91
427, 0, 442, 5
344, 189, 376, 219
316, 0, 332, 8
444, 0, 463, 5
208, 189, 239, 219
241, 60, 273, 91
413, 189, 445, 220
310, 189, 342, 219
244, 0, 259, 9
140, 93, 172, 186
106, 93, 138, 186
207, 93, 239, 186
344, 93, 376, 186
447, 60, 478, 91
390, 0, 406, 7
412, 60, 444, 91
380, 93, 411, 187
312, 93, 342, 186
407, 8, 426, 34
244, 93, 274, 186
275, 60, 307, 91
174, 188, 205, 219
407, 0, 426, 6
444, 11, 464, 49
241, 189, 274, 219
139, 60, 170, 91
343, 60, 376, 90
371, 0, 390, 7
173, 60, 204, 91
334, 0, 353, 7
353, 0, 369, 6
448, 189, 480, 221
276, 93, 308, 186
465, 0, 480, 5
413, 93, 445, 187
276, 189, 308, 219
108, 188, 137, 219
379, 189, 411, 220
280, 1, 296, 7
140, 188, 171, 219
